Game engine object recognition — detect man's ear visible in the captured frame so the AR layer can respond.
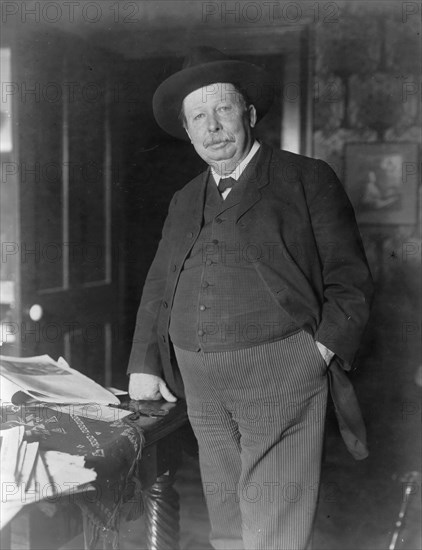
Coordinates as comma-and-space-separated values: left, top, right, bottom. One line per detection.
185, 127, 192, 141
248, 105, 257, 128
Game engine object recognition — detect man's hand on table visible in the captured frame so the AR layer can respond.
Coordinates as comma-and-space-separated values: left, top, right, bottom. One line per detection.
129, 373, 177, 402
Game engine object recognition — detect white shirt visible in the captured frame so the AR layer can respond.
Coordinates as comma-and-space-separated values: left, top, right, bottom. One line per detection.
211, 140, 261, 200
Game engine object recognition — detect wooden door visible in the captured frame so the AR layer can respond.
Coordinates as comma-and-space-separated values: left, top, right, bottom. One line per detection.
4, 32, 121, 387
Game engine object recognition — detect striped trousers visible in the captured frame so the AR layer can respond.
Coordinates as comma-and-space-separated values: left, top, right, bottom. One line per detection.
174, 330, 328, 550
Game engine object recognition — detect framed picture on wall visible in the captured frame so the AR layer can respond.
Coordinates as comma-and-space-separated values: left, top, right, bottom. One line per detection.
345, 142, 419, 225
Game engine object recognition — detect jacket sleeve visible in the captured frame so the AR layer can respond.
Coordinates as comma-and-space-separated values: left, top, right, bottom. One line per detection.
308, 160, 374, 369
127, 191, 179, 376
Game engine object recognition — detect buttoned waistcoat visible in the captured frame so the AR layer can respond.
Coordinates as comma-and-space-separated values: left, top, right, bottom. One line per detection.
169, 163, 300, 350
128, 143, 374, 459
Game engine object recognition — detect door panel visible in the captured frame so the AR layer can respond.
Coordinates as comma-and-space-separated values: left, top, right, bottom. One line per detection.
15, 33, 116, 386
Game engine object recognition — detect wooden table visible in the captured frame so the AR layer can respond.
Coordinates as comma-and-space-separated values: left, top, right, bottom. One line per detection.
1, 400, 189, 550
129, 400, 189, 550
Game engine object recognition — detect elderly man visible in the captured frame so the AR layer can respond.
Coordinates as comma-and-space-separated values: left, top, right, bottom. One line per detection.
128, 47, 373, 550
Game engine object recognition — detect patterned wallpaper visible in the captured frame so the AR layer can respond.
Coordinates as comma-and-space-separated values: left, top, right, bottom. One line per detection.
312, 3, 420, 290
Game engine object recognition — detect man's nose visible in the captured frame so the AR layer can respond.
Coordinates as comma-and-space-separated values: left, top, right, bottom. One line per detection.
207, 114, 221, 132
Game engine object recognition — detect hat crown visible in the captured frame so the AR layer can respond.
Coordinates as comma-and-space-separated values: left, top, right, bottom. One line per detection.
153, 45, 274, 140
182, 46, 231, 70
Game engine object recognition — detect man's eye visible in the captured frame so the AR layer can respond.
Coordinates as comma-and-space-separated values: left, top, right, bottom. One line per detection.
193, 113, 205, 121
218, 105, 231, 112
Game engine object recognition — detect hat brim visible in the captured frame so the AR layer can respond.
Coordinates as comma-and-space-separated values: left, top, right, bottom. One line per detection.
153, 60, 275, 140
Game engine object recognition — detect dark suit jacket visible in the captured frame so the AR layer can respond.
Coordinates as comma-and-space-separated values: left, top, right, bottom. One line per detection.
128, 144, 374, 457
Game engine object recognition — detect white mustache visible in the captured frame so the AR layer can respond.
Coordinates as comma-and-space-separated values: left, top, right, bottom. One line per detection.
204, 136, 235, 148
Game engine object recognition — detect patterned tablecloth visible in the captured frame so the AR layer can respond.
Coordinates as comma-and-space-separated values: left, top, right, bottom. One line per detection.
1, 401, 147, 549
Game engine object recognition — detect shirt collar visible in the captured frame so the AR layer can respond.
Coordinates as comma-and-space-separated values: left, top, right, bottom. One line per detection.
211, 140, 261, 185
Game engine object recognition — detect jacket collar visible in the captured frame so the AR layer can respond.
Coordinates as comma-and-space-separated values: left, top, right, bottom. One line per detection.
184, 142, 273, 229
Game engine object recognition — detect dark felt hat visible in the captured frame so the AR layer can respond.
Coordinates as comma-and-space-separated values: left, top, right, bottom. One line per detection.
152, 46, 275, 140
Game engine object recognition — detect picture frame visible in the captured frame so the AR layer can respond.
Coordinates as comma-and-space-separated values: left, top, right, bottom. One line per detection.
344, 142, 419, 225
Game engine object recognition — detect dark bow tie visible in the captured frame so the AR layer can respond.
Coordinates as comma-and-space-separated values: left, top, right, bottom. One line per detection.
218, 177, 236, 194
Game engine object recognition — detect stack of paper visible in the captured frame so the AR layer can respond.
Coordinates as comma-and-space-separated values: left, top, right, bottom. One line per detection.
0, 354, 120, 405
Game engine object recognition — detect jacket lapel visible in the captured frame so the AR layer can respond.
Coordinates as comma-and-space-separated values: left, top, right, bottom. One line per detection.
235, 143, 272, 223
183, 169, 209, 230
173, 168, 208, 259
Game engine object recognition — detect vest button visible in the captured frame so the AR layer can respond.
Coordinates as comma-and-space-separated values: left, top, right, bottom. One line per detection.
206, 259, 213, 266
172, 264, 177, 271
187, 232, 193, 238
199, 304, 206, 311
198, 329, 204, 336
162, 334, 166, 342
215, 217, 223, 224
212, 239, 219, 245
163, 301, 168, 309
202, 281, 209, 288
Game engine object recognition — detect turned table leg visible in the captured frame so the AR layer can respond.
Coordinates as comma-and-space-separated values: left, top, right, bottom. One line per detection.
144, 469, 180, 550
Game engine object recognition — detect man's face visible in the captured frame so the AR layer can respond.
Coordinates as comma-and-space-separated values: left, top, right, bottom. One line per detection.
182, 83, 257, 174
